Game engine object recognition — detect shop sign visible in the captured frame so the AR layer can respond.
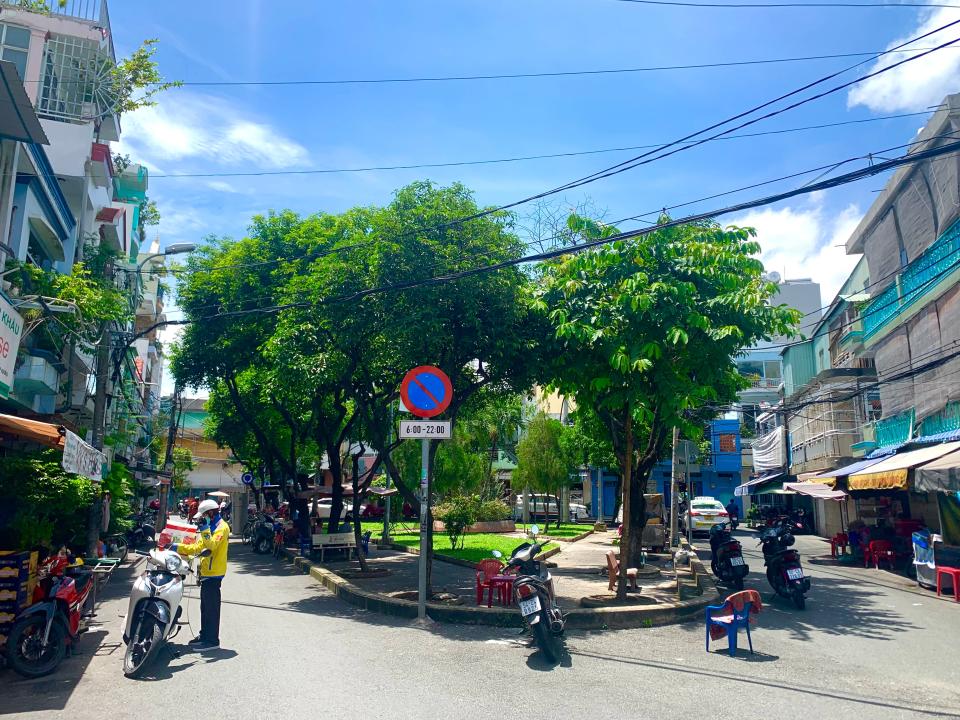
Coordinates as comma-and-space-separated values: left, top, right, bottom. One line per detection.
62, 430, 106, 482
0, 295, 22, 399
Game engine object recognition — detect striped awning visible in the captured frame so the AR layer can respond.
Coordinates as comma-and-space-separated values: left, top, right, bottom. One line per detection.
849, 441, 960, 491
783, 482, 848, 500
734, 474, 783, 497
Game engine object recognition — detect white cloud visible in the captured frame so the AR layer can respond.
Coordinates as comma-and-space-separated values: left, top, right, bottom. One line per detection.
729, 197, 863, 315
117, 92, 309, 170
848, 8, 960, 112
206, 180, 244, 194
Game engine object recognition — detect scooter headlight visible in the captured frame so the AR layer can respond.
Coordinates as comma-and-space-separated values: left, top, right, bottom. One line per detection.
165, 554, 185, 573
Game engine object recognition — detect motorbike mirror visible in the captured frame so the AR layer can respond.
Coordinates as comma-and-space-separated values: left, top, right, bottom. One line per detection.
491, 550, 503, 558
530, 524, 540, 537
198, 549, 212, 558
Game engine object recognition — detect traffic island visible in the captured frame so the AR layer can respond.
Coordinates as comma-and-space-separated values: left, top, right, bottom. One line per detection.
278, 544, 720, 630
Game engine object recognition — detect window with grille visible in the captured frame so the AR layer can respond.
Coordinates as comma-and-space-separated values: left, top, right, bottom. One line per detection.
37, 33, 113, 122
0, 23, 30, 79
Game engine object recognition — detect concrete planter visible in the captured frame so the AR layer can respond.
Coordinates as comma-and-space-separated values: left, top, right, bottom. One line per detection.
432, 519, 516, 534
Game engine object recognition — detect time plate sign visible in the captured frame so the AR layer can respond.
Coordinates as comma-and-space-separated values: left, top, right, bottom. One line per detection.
399, 420, 451, 439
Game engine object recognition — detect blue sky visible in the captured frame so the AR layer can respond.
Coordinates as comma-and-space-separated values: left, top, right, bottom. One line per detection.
106, 1, 960, 391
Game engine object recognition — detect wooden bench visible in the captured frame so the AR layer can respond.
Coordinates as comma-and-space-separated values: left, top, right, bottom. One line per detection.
311, 532, 357, 562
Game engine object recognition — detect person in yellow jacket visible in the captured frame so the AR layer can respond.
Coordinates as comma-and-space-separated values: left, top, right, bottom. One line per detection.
169, 498, 230, 650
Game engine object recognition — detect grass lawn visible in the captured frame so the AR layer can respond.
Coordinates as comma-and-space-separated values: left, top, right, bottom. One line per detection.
520, 522, 591, 539
384, 532, 557, 565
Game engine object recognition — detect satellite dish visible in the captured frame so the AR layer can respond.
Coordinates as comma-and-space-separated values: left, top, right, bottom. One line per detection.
765, 271, 782, 283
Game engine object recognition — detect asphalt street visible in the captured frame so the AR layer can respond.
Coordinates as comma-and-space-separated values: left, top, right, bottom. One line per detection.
1, 534, 958, 720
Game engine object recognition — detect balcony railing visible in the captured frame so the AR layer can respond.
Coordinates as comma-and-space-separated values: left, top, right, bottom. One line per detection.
35, 0, 106, 23
863, 219, 960, 340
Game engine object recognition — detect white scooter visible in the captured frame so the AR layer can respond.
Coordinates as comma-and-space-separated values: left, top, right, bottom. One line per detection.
122, 547, 209, 678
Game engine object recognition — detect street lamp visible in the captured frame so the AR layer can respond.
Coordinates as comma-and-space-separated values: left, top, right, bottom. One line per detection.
137, 242, 197, 273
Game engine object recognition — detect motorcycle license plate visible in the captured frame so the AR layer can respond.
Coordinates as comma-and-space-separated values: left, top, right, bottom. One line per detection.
730, 556, 745, 566
786, 567, 804, 580
519, 597, 541, 616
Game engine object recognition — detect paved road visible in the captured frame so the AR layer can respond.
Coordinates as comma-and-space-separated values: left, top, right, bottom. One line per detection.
2, 535, 958, 719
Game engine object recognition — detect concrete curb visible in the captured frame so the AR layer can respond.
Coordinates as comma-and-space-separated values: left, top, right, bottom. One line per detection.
373, 540, 562, 569
277, 544, 720, 630
544, 528, 594, 543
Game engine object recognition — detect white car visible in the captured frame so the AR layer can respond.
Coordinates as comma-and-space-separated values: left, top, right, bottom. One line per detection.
687, 496, 730, 535
513, 494, 590, 522
313, 498, 357, 521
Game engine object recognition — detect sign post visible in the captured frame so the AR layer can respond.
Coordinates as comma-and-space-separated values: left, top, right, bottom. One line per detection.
399, 365, 453, 621
0, 295, 22, 399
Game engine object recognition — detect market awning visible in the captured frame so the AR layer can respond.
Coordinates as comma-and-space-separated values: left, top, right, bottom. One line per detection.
783, 481, 848, 500
0, 61, 48, 144
849, 441, 960, 491
0, 412, 64, 448
814, 456, 886, 480
914, 449, 960, 493
795, 470, 838, 489
754, 480, 794, 495
734, 474, 783, 497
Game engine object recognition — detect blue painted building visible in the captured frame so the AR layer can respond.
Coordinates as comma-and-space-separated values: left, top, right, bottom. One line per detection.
652, 419, 744, 515
588, 419, 744, 521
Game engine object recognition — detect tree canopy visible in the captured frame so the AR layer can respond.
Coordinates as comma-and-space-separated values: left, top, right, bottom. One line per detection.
535, 215, 799, 597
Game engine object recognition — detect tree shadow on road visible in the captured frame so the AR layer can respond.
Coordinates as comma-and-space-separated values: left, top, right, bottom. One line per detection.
682, 574, 919, 643
565, 647, 960, 718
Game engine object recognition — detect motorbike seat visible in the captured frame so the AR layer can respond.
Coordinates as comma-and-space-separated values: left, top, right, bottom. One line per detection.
67, 571, 94, 594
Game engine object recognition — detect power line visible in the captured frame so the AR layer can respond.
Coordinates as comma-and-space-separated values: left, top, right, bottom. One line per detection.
141, 47, 960, 86
611, 0, 960, 7
151, 131, 958, 319
308, 20, 960, 251
148, 110, 936, 180
161, 138, 960, 336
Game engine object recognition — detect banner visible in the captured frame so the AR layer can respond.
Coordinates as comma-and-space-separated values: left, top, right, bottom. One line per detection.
0, 295, 23, 399
62, 430, 105, 482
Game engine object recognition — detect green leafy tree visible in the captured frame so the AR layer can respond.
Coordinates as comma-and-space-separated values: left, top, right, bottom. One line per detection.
536, 215, 799, 598
109, 39, 181, 115
0, 451, 96, 549
171, 447, 194, 495
514, 412, 570, 529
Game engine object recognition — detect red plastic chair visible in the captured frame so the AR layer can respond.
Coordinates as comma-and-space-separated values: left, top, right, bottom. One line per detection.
830, 533, 849, 558
475, 558, 504, 607
868, 540, 896, 570
936, 566, 960, 602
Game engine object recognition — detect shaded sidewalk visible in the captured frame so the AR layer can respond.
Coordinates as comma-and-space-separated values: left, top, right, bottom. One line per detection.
318, 531, 679, 607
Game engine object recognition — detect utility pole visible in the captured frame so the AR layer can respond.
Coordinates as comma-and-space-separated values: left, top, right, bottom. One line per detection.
159, 387, 181, 527
86, 259, 114, 558
669, 426, 680, 548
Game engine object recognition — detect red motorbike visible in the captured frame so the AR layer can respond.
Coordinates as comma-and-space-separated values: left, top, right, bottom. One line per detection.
4, 552, 94, 678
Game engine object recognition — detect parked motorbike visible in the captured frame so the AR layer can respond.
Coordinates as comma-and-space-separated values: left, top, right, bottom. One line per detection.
492, 525, 565, 662
127, 512, 156, 549
4, 552, 94, 678
122, 547, 210, 678
252, 513, 279, 554
758, 520, 810, 609
708, 522, 748, 590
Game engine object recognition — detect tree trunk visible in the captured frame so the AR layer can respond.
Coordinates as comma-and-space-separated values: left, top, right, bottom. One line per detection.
617, 407, 633, 601
351, 452, 368, 572
383, 454, 420, 512
326, 448, 344, 534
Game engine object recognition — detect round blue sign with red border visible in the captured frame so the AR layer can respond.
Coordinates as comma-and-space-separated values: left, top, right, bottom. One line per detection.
400, 366, 453, 419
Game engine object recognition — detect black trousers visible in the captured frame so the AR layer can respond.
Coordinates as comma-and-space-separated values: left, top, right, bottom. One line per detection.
199, 576, 222, 643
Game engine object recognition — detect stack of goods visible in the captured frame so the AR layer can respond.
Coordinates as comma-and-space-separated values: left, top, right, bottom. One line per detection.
0, 550, 38, 648
157, 519, 197, 550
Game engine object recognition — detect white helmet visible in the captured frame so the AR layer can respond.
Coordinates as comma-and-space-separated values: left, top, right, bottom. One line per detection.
193, 498, 220, 519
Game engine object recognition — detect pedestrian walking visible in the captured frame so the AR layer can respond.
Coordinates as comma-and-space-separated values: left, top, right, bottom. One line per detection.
170, 498, 230, 650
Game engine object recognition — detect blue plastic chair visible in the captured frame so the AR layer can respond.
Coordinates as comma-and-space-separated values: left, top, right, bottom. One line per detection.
705, 599, 754, 657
